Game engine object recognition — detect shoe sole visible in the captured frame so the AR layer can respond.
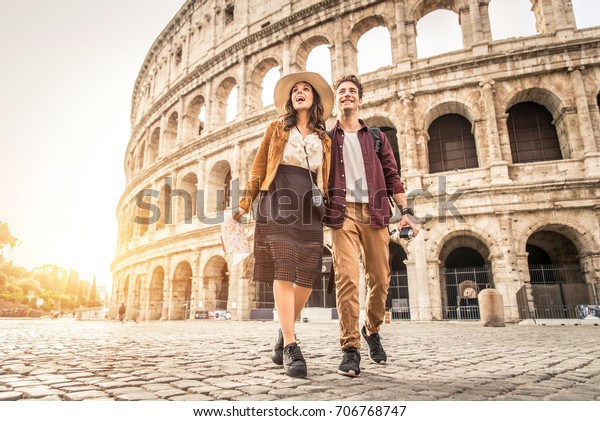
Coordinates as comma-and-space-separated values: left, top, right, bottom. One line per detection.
337, 369, 360, 377
369, 357, 387, 365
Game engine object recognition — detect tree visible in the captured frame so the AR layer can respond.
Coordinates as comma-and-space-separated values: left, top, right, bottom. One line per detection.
89, 276, 99, 307
0, 222, 19, 258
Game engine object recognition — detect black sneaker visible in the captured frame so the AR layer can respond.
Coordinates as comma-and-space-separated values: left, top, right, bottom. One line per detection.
337, 347, 361, 377
283, 343, 307, 378
361, 325, 387, 364
271, 329, 284, 365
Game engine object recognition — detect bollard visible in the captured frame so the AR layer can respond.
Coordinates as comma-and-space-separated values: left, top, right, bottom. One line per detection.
478, 288, 505, 327
384, 311, 391, 324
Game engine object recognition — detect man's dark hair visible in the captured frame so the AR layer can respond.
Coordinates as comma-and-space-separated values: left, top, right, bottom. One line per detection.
333, 74, 363, 99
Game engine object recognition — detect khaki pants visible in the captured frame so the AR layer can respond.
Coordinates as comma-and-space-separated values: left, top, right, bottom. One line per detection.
332, 203, 390, 350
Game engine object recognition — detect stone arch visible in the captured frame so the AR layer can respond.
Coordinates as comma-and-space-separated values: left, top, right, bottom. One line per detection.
503, 87, 567, 162
148, 265, 165, 320
206, 160, 232, 214
202, 255, 229, 311
519, 221, 597, 318
356, 25, 393, 75
295, 35, 332, 72
175, 172, 198, 224
348, 15, 389, 47
165, 111, 179, 152
171, 260, 193, 320
410, 0, 463, 20
488, 0, 538, 40
184, 94, 206, 139
214, 76, 238, 126
364, 115, 401, 173
517, 219, 596, 257
422, 101, 479, 173
148, 127, 160, 164
248, 57, 281, 110
437, 230, 494, 320
503, 87, 565, 118
243, 147, 259, 187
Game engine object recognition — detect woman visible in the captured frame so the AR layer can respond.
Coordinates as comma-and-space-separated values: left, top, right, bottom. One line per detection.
234, 71, 333, 378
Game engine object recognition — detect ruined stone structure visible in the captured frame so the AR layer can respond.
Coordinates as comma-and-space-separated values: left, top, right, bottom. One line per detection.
111, 0, 600, 322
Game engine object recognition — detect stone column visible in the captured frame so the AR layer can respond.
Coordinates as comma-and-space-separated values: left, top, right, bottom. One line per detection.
469, 0, 483, 45
496, 113, 513, 163
237, 58, 247, 121
190, 252, 202, 319
459, 6, 472, 49
176, 96, 185, 146
204, 80, 213, 133
282, 36, 292, 74
331, 15, 345, 80
158, 112, 167, 158
569, 67, 597, 155
399, 92, 422, 190
393, 0, 410, 70
568, 66, 600, 177
405, 20, 418, 59
480, 80, 511, 184
162, 261, 171, 320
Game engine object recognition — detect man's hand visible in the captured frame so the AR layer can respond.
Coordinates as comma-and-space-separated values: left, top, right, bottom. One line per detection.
397, 214, 420, 238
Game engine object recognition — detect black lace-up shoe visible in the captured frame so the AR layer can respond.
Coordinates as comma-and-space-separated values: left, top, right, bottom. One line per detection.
271, 328, 284, 365
361, 325, 387, 364
337, 347, 361, 377
283, 343, 307, 378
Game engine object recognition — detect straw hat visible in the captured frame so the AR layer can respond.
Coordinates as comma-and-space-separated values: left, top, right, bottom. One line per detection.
273, 71, 334, 119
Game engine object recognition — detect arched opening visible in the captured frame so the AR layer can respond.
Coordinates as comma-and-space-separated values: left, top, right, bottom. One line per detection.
186, 95, 206, 138
156, 183, 172, 230
357, 26, 392, 74
524, 229, 589, 319
387, 243, 409, 320
226, 86, 238, 123
428, 114, 478, 173
136, 185, 151, 237
488, 0, 537, 40
207, 161, 232, 214
148, 266, 164, 320
165, 112, 178, 152
416, 9, 462, 58
306, 247, 336, 309
215, 77, 237, 126
148, 128, 160, 163
203, 256, 229, 311
440, 236, 493, 321
261, 66, 280, 107
507, 102, 562, 163
306, 45, 332, 84
171, 261, 192, 320
177, 173, 198, 224
572, 0, 600, 29
364, 116, 400, 174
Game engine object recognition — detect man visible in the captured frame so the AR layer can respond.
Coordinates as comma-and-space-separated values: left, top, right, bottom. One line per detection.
118, 303, 126, 323
326, 74, 419, 377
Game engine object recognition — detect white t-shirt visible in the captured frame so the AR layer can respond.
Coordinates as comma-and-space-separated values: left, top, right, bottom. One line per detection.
342, 132, 368, 203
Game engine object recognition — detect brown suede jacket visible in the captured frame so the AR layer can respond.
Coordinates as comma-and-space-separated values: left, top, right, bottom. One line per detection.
239, 120, 331, 213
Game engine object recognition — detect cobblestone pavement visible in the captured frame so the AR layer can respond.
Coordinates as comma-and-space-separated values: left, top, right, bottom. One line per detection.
1, 318, 599, 402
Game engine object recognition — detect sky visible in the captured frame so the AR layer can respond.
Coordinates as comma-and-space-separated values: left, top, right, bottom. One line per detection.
0, 0, 598, 290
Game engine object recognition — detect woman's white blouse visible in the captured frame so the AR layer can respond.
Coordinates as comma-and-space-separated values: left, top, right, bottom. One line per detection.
281, 128, 324, 191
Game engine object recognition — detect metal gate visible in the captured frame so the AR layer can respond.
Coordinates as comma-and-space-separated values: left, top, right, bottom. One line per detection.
442, 267, 492, 320
387, 271, 410, 320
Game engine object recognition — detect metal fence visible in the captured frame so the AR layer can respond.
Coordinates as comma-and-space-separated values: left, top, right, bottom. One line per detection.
442, 267, 492, 321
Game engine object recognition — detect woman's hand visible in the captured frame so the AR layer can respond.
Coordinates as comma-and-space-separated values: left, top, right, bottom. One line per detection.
232, 207, 246, 222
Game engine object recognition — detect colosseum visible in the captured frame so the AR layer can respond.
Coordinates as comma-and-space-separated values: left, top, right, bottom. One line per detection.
110, 0, 600, 323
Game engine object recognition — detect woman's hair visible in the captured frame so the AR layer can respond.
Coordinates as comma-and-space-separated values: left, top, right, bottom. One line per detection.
281, 82, 327, 140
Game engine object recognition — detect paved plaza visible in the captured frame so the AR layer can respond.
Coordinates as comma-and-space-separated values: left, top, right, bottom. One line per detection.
0, 318, 599, 401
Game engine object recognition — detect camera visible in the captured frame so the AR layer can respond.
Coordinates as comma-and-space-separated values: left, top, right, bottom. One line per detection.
389, 226, 414, 243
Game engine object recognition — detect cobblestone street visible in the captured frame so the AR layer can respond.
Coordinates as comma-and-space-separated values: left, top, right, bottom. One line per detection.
1, 318, 599, 402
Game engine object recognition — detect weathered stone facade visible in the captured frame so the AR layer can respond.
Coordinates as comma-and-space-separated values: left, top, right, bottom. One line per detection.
111, 0, 600, 322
